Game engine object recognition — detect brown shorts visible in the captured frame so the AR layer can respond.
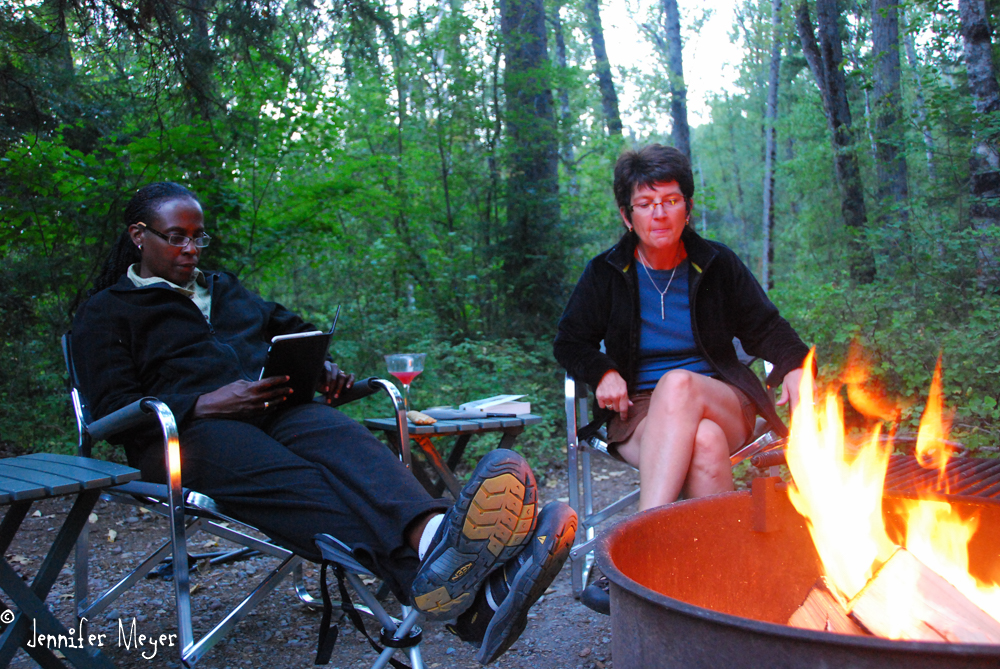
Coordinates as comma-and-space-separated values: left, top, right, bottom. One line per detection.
605, 383, 757, 450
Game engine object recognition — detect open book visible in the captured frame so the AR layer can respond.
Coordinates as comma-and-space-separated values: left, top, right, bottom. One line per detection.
459, 395, 530, 416
421, 395, 531, 420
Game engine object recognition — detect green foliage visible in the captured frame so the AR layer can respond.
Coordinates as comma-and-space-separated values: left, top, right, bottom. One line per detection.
1, 0, 998, 467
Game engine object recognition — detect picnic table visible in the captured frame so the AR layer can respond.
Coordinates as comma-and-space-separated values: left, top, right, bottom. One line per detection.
0, 453, 139, 669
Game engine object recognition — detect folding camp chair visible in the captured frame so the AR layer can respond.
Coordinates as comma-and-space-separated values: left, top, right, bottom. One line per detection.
564, 366, 784, 598
62, 333, 420, 667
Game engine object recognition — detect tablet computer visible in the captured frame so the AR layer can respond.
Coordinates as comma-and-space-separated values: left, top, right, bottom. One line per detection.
259, 306, 340, 405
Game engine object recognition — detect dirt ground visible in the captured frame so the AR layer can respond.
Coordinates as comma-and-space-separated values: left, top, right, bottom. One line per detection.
0, 456, 661, 669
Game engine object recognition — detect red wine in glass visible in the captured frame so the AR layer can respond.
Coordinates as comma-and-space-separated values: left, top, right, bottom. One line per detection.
384, 353, 426, 412
389, 370, 421, 386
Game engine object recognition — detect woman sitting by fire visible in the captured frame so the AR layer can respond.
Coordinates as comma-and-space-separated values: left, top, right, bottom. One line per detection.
554, 144, 811, 611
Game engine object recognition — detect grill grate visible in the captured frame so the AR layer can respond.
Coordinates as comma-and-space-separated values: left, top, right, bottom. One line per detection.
884, 455, 1000, 502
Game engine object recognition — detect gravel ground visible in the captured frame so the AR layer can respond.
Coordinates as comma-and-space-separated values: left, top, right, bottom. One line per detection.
0, 458, 646, 669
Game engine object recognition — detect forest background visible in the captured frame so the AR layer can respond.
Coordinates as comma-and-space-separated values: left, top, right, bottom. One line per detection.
1, 0, 999, 466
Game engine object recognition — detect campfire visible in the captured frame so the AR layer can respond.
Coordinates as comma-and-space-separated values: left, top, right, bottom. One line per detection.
785, 348, 1000, 643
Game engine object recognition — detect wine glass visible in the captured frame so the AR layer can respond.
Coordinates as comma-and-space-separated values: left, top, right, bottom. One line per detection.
385, 353, 426, 413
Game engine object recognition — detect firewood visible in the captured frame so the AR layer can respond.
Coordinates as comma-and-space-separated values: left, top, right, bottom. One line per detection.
848, 548, 1000, 644
788, 577, 867, 635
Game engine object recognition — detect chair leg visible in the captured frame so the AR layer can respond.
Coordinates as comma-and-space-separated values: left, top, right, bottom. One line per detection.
370, 608, 422, 669
74, 512, 90, 617
293, 562, 323, 610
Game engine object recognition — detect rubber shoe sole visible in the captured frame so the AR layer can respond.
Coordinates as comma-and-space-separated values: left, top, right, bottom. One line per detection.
412, 449, 537, 620
477, 501, 577, 664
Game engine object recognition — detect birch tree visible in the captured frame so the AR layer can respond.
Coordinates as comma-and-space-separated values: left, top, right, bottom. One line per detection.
761, 0, 782, 292
871, 0, 909, 243
582, 0, 623, 136
958, 0, 1000, 287
795, 0, 873, 282
642, 0, 691, 157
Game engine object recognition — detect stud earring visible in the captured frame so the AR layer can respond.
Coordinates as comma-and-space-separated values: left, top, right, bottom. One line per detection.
138, 244, 142, 251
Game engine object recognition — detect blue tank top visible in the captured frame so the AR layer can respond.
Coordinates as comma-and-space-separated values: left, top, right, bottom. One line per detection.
635, 259, 715, 391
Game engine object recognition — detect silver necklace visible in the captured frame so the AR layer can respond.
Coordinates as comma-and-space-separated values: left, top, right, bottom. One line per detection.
637, 248, 680, 319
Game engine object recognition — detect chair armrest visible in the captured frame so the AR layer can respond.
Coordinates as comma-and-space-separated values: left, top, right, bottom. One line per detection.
327, 377, 411, 469
327, 377, 382, 407
86, 397, 164, 443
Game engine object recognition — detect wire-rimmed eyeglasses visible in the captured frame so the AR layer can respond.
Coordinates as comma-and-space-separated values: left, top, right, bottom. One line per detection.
137, 222, 211, 248
629, 196, 686, 216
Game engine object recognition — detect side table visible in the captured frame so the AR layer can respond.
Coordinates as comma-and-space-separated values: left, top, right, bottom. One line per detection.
0, 453, 139, 669
364, 414, 542, 498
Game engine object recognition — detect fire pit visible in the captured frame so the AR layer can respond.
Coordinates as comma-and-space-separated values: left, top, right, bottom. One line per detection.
600, 488, 1000, 669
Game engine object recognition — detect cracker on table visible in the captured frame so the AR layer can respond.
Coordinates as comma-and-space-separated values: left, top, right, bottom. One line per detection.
407, 410, 436, 425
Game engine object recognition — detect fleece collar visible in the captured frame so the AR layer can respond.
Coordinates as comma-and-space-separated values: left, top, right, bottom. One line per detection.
605, 226, 718, 275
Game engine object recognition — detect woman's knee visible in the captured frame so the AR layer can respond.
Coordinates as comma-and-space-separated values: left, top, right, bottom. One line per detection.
650, 370, 701, 410
689, 420, 730, 476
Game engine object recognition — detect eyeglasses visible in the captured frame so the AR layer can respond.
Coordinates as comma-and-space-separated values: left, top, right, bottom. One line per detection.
629, 197, 686, 215
138, 223, 211, 248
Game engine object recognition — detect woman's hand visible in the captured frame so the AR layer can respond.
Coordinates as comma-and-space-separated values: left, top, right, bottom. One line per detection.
595, 369, 632, 421
320, 361, 354, 403
193, 376, 293, 419
776, 367, 806, 415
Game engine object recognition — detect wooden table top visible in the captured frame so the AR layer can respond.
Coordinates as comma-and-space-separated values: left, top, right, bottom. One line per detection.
0, 453, 139, 504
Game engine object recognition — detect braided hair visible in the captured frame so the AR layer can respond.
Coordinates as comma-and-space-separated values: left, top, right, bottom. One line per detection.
89, 182, 201, 296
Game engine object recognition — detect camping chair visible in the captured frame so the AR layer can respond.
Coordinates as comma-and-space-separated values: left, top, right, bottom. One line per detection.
62, 333, 420, 667
564, 362, 784, 598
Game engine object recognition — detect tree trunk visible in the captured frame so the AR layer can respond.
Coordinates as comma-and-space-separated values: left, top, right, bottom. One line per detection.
42, 0, 74, 90
186, 0, 217, 122
552, 0, 579, 197
903, 16, 937, 180
761, 0, 782, 293
871, 0, 910, 275
582, 0, 623, 136
499, 0, 565, 333
795, 0, 874, 283
871, 0, 910, 241
662, 0, 690, 159
958, 0, 1000, 288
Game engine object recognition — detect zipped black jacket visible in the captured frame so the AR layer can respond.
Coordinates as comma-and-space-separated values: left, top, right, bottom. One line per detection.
72, 271, 315, 459
553, 226, 810, 437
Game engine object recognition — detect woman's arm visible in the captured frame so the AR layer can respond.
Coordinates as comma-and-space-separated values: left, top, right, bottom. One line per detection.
722, 250, 810, 388
553, 261, 621, 390
72, 296, 205, 429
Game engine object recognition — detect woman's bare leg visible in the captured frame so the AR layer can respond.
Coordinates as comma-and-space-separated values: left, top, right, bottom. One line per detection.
614, 371, 750, 510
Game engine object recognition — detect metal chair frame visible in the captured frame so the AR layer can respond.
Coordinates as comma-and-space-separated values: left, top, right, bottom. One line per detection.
564, 371, 783, 598
62, 333, 420, 667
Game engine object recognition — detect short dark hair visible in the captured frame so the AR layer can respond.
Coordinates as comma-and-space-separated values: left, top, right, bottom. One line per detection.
613, 144, 694, 222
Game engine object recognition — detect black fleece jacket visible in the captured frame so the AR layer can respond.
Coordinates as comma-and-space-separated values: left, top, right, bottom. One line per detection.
553, 226, 810, 437
72, 271, 314, 459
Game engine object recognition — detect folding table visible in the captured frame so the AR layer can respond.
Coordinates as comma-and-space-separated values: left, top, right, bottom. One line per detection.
0, 453, 139, 668
364, 414, 542, 497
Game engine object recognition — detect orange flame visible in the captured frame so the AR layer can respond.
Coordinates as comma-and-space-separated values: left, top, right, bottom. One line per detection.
843, 342, 901, 423
915, 356, 953, 491
786, 349, 896, 599
785, 348, 1000, 627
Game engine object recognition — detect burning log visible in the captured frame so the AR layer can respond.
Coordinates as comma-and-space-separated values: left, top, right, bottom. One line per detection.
849, 549, 1000, 644
788, 578, 867, 635
789, 549, 1000, 643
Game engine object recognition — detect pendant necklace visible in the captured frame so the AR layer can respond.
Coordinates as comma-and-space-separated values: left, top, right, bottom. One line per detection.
637, 246, 680, 320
